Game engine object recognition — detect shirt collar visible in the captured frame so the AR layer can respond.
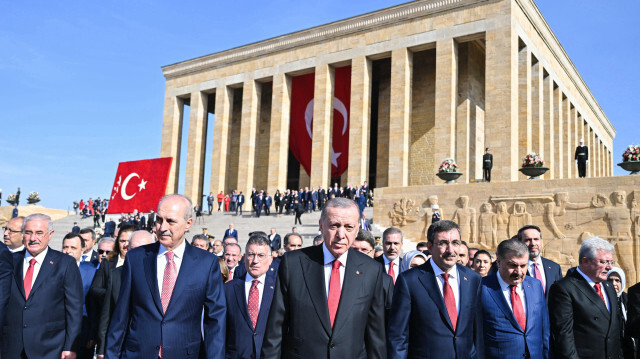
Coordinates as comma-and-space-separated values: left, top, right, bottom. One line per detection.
246, 272, 267, 284
158, 239, 186, 259
383, 254, 400, 267
25, 246, 49, 264
430, 258, 457, 279
528, 257, 543, 268
576, 266, 598, 286
323, 243, 348, 268
496, 271, 522, 291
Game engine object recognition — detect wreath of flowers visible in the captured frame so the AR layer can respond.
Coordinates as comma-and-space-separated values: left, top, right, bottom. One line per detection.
522, 152, 544, 168
622, 145, 640, 162
438, 158, 459, 173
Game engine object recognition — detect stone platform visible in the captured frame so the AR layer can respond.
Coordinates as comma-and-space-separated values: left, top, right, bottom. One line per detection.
375, 175, 640, 282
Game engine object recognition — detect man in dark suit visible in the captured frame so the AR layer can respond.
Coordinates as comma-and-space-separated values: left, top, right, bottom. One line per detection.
225, 233, 279, 359
0, 242, 12, 353
146, 209, 156, 230
268, 228, 281, 253
575, 138, 589, 178
79, 227, 100, 265
72, 222, 81, 234
517, 225, 562, 295
104, 218, 116, 237
360, 212, 372, 231
548, 236, 621, 358
106, 194, 226, 358
318, 185, 326, 209
224, 223, 239, 241
376, 227, 403, 284
236, 192, 245, 215
625, 281, 640, 358
2, 213, 83, 359
483, 147, 493, 182
481, 238, 550, 358
255, 193, 264, 218
262, 198, 387, 358
388, 220, 483, 359
96, 230, 154, 358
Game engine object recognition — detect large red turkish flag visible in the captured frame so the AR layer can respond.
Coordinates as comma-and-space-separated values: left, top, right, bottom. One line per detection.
107, 157, 173, 214
289, 66, 351, 178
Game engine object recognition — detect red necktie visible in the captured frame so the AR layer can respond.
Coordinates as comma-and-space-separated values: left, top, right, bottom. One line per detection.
441, 273, 457, 331
229, 269, 234, 280
595, 283, 606, 306
248, 280, 259, 328
161, 252, 177, 313
510, 285, 526, 331
328, 260, 341, 328
388, 261, 396, 285
24, 258, 36, 299
533, 262, 545, 293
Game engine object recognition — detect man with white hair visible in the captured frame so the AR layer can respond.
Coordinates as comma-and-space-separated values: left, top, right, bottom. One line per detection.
548, 236, 620, 358
574, 138, 589, 178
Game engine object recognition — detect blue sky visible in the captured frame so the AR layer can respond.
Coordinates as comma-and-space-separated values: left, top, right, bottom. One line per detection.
1, 0, 638, 210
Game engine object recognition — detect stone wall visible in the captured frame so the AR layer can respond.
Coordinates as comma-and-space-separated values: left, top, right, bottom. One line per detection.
375, 175, 640, 282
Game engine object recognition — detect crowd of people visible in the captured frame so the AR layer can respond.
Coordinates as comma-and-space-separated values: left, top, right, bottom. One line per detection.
0, 194, 636, 359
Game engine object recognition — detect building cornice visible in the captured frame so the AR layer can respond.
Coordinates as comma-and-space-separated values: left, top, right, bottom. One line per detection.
161, 0, 491, 80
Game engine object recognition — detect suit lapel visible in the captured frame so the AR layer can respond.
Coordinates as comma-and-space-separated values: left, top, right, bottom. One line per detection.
257, 267, 277, 329
233, 278, 253, 330
457, 266, 474, 332
167, 243, 196, 313
571, 271, 610, 318
28, 248, 56, 300
143, 243, 163, 313
13, 251, 26, 300
300, 247, 331, 336
522, 278, 537, 332
332, 250, 362, 335
418, 261, 454, 332
486, 273, 522, 332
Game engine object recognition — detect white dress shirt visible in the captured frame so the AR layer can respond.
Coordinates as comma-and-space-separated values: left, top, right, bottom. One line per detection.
156, 240, 186, 297
117, 255, 125, 268
23, 247, 49, 288
81, 250, 93, 262
496, 273, 527, 315
244, 272, 267, 308
323, 244, 348, 297
577, 266, 610, 312
528, 258, 546, 289
10, 245, 25, 253
383, 255, 400, 282
430, 260, 460, 312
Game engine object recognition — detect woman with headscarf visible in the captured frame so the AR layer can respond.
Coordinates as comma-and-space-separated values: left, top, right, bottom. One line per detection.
400, 250, 429, 273
608, 267, 635, 359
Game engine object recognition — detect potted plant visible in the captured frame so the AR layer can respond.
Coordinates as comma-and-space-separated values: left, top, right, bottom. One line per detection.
618, 144, 640, 175
27, 191, 40, 204
519, 152, 549, 179
6, 193, 17, 205
436, 158, 462, 184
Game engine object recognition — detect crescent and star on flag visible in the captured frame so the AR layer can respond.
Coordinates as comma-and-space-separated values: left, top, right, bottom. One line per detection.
304, 97, 349, 168
112, 173, 147, 201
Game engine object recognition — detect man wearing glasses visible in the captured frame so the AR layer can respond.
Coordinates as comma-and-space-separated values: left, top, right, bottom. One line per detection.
3, 216, 25, 252
96, 237, 115, 264
224, 232, 278, 359
388, 220, 483, 359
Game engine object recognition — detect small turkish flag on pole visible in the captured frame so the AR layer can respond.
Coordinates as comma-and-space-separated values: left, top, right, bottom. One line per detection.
107, 157, 173, 214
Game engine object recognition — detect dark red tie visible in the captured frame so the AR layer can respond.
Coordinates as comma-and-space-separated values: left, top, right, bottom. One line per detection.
388, 261, 396, 284
595, 283, 606, 306
248, 280, 259, 328
510, 285, 526, 331
328, 260, 341, 328
533, 262, 545, 293
441, 273, 457, 331
24, 258, 36, 299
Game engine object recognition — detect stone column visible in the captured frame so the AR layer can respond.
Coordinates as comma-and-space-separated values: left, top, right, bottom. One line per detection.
347, 57, 372, 186
543, 76, 554, 178
184, 91, 208, 206
160, 94, 184, 194
518, 46, 532, 159
267, 73, 291, 196
434, 39, 458, 179
210, 86, 233, 195
388, 48, 413, 187
310, 64, 334, 188
587, 126, 594, 177
565, 101, 573, 178
485, 26, 519, 181
530, 61, 543, 161
553, 88, 563, 178
237, 78, 261, 196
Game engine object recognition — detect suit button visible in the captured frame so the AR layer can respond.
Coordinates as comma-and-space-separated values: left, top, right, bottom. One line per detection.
23, 306, 27, 309
155, 346, 160, 350
594, 317, 598, 321
162, 321, 166, 326
253, 332, 257, 337
329, 343, 335, 349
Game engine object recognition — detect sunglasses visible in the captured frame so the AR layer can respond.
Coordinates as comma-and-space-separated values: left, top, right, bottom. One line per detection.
98, 249, 112, 255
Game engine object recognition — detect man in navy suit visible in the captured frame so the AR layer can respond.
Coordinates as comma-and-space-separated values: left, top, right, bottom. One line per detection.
106, 194, 226, 358
268, 228, 281, 253
224, 223, 239, 241
225, 232, 279, 358
388, 220, 483, 359
2, 213, 83, 359
517, 225, 562, 295
236, 192, 245, 215
481, 238, 550, 359
0, 242, 12, 353
375, 227, 404, 284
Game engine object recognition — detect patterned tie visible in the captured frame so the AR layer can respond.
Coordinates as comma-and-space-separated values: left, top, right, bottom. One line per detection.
327, 260, 341, 328
594, 283, 606, 306
24, 258, 36, 299
161, 252, 177, 313
248, 280, 260, 328
229, 269, 234, 280
82, 254, 88, 262
388, 261, 396, 285
533, 262, 545, 293
441, 273, 457, 331
510, 285, 526, 331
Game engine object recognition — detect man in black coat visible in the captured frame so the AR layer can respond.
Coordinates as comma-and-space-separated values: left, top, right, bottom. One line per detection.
575, 138, 589, 178
482, 147, 493, 182
548, 236, 621, 358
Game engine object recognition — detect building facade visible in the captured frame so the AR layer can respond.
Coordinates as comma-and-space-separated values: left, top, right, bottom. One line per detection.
160, 0, 614, 205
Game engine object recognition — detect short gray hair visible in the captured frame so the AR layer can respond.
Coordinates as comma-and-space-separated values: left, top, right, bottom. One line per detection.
320, 197, 359, 222
382, 227, 403, 243
158, 194, 193, 221
579, 236, 615, 262
23, 213, 53, 232
97, 237, 115, 247
496, 238, 529, 260
129, 230, 153, 247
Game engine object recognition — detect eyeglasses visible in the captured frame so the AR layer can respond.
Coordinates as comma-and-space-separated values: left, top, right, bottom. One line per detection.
98, 249, 111, 255
23, 231, 47, 239
593, 259, 615, 266
246, 253, 269, 261
434, 240, 462, 248
2, 227, 21, 234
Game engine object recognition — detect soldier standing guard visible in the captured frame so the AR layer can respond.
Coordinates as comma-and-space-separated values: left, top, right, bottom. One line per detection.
483, 147, 493, 182
575, 138, 588, 178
